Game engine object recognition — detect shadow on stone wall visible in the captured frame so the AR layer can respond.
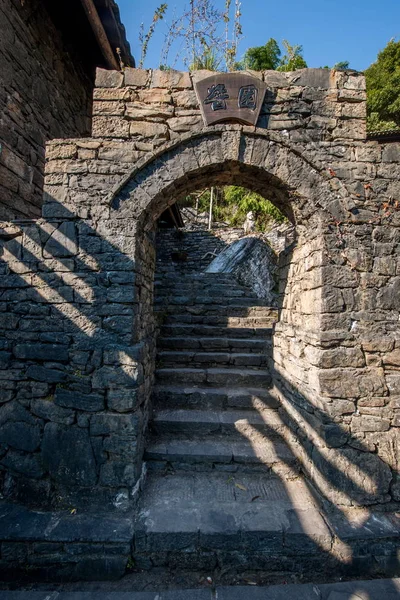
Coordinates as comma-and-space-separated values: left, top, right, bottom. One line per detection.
0, 199, 398, 583
0, 201, 155, 512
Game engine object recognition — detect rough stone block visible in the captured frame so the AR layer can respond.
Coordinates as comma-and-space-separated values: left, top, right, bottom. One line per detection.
0, 422, 41, 452
99, 461, 136, 486
43, 222, 77, 258
31, 399, 75, 425
90, 413, 140, 436
1, 450, 45, 478
13, 344, 69, 362
95, 68, 124, 88
92, 116, 130, 138
129, 121, 168, 138
42, 423, 97, 486
107, 389, 139, 412
151, 69, 192, 89
124, 68, 149, 87
55, 389, 105, 412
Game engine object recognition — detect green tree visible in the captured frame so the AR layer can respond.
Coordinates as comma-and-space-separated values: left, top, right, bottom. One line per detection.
238, 38, 307, 72
365, 39, 400, 130
241, 38, 281, 70
333, 61, 350, 70
276, 40, 307, 71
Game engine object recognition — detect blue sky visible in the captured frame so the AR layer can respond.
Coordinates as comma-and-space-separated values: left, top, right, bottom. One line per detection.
117, 0, 399, 72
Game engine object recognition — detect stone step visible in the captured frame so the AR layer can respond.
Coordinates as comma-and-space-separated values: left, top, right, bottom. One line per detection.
156, 303, 275, 316
155, 286, 253, 298
155, 273, 235, 282
134, 471, 332, 570
160, 324, 273, 338
150, 408, 283, 437
155, 299, 267, 311
162, 314, 276, 327
157, 351, 269, 369
158, 336, 269, 352
153, 385, 280, 410
155, 367, 272, 387
145, 433, 299, 476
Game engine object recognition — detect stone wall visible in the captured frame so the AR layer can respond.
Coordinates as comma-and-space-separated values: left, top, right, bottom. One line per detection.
0, 0, 93, 220
0, 217, 154, 510
0, 66, 399, 510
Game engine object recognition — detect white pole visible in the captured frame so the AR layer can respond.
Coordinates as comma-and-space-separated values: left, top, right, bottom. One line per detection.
208, 187, 214, 230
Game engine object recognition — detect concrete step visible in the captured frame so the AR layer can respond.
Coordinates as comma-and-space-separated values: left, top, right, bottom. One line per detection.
150, 408, 284, 437
157, 351, 269, 369
163, 314, 276, 327
158, 336, 269, 352
160, 324, 273, 338
153, 385, 280, 410
134, 471, 331, 570
155, 367, 272, 387
145, 433, 299, 476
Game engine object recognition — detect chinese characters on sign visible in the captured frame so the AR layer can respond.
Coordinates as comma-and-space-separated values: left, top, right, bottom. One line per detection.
194, 73, 267, 127
204, 84, 230, 111
238, 85, 258, 110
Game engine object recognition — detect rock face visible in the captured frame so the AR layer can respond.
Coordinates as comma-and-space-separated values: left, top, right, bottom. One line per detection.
206, 237, 277, 304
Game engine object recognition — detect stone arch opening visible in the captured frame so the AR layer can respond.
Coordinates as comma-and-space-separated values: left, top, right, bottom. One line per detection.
109, 128, 370, 506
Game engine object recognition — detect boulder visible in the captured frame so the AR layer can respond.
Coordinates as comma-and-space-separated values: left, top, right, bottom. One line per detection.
206, 236, 277, 303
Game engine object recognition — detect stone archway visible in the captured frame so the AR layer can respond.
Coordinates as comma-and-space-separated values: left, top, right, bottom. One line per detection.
0, 69, 397, 519
104, 127, 391, 508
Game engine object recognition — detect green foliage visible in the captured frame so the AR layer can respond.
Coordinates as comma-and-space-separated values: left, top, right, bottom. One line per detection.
276, 40, 307, 72
181, 186, 286, 230
241, 38, 281, 71
221, 187, 286, 229
365, 39, 400, 129
238, 38, 306, 72
333, 61, 350, 70
189, 42, 220, 70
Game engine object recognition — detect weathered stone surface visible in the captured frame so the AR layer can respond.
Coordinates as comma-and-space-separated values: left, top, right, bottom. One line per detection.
206, 237, 277, 303
99, 461, 136, 486
31, 399, 75, 425
151, 69, 192, 89
130, 121, 168, 138
311, 446, 392, 505
90, 414, 140, 436
55, 389, 105, 412
1, 450, 45, 478
42, 423, 97, 486
43, 222, 77, 258
13, 344, 69, 362
107, 389, 139, 412
26, 365, 66, 383
319, 368, 388, 398
95, 68, 124, 88
124, 68, 149, 87
0, 422, 41, 452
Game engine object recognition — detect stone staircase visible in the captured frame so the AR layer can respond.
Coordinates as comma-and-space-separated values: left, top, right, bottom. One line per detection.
133, 274, 334, 574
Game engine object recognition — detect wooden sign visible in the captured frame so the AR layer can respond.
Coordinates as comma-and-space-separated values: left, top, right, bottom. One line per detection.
194, 73, 267, 127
